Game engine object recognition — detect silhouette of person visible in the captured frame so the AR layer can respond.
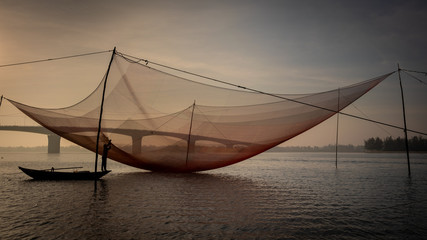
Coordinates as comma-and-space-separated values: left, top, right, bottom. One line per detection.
101, 140, 112, 172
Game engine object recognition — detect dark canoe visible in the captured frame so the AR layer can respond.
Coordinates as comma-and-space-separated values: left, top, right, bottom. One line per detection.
18, 166, 111, 180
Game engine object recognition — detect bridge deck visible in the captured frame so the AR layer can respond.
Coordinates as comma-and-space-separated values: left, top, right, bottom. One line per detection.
0, 125, 253, 147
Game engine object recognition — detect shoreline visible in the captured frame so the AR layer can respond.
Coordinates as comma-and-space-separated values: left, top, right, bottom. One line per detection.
0, 145, 425, 153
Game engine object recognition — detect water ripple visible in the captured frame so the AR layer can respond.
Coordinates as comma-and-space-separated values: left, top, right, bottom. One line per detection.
1, 152, 426, 239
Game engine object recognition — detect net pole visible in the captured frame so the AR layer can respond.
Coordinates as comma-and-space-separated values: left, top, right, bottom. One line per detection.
398, 64, 411, 176
335, 88, 340, 168
186, 101, 196, 166
94, 47, 116, 174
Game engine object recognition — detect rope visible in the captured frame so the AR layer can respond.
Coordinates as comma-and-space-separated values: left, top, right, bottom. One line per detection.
402, 71, 427, 85
349, 103, 394, 136
153, 105, 193, 132
401, 69, 427, 75
0, 50, 112, 68
341, 88, 394, 136
194, 105, 229, 140
117, 52, 427, 137
2, 50, 426, 137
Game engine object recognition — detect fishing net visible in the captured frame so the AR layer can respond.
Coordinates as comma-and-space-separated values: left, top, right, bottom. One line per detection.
8, 53, 392, 172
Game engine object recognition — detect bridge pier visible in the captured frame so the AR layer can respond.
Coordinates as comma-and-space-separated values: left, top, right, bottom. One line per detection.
132, 136, 142, 154
47, 134, 61, 153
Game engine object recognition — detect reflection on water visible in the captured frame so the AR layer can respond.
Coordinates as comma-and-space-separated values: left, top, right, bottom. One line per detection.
1, 152, 427, 239
93, 172, 261, 239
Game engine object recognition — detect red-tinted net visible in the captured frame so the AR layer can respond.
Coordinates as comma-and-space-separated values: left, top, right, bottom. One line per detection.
8, 54, 392, 172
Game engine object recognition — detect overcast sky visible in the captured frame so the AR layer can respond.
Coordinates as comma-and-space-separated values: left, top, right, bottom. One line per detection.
0, 0, 426, 147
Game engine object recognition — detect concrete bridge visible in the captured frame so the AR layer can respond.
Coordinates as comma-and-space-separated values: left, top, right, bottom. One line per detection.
0, 125, 61, 153
0, 125, 251, 154
59, 126, 251, 155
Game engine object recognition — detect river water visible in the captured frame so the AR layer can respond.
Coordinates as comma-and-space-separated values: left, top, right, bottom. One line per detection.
1, 151, 426, 239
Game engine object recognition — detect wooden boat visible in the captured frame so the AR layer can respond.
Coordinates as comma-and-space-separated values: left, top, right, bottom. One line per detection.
18, 166, 110, 180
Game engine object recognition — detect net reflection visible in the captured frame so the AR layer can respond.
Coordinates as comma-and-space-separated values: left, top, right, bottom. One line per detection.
83, 172, 262, 239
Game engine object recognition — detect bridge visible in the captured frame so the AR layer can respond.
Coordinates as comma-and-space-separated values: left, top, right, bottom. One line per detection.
0, 125, 252, 154
0, 125, 61, 153
57, 126, 251, 155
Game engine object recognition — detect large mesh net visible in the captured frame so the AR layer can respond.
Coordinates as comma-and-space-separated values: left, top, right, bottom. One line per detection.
8, 53, 392, 172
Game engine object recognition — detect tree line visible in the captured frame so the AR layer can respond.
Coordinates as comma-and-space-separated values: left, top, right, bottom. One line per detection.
269, 144, 364, 152
364, 136, 427, 152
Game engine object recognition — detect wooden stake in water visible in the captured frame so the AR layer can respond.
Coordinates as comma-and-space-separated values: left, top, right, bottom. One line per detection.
397, 63, 411, 176
335, 88, 340, 168
186, 101, 196, 166
95, 47, 116, 174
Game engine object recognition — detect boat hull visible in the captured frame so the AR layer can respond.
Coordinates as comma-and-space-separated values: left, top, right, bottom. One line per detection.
18, 167, 110, 180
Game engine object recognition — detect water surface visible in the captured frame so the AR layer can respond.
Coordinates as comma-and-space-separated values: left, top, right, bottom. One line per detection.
1, 152, 426, 239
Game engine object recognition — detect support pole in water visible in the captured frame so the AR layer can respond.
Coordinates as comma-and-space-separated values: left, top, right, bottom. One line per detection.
95, 47, 116, 174
335, 88, 340, 168
186, 101, 196, 166
397, 63, 411, 176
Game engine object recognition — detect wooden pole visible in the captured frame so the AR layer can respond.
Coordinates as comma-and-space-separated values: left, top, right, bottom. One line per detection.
44, 167, 83, 171
397, 63, 411, 176
335, 88, 340, 168
94, 47, 116, 173
186, 101, 196, 166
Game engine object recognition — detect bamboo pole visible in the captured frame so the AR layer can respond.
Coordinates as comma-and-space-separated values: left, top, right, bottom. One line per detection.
94, 47, 116, 174
186, 101, 196, 166
397, 63, 411, 176
335, 88, 340, 168
44, 167, 83, 171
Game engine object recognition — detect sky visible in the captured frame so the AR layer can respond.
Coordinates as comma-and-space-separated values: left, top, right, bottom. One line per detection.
0, 0, 426, 147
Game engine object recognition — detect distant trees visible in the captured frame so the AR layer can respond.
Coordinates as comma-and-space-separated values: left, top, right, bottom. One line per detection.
364, 137, 383, 151
269, 144, 364, 152
364, 136, 427, 152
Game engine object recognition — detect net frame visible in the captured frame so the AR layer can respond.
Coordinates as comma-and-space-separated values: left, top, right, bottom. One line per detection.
7, 53, 393, 172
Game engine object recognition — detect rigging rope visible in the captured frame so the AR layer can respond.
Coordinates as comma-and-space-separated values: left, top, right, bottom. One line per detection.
401, 69, 427, 75
1, 50, 425, 136
116, 51, 427, 137
402, 71, 427, 85
0, 50, 112, 68
340, 92, 394, 136
348, 103, 394, 136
